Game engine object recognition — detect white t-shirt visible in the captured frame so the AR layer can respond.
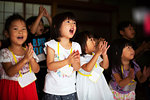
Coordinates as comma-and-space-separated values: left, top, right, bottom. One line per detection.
0, 48, 39, 81
43, 39, 81, 95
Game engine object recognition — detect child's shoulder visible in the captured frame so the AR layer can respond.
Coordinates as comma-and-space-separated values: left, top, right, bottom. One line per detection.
45, 39, 57, 45
72, 41, 80, 47
0, 48, 12, 62
44, 39, 58, 50
72, 41, 82, 53
0, 48, 9, 53
132, 60, 141, 71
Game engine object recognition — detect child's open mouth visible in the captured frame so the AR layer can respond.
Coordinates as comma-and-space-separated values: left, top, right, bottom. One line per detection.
69, 29, 74, 34
17, 36, 23, 39
40, 29, 44, 32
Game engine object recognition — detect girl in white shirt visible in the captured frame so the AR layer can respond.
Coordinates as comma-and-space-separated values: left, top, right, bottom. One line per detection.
43, 12, 81, 100
75, 31, 114, 100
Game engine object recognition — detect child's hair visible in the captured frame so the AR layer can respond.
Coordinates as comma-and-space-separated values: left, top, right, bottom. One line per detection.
4, 13, 26, 47
51, 12, 77, 41
74, 31, 96, 55
117, 21, 134, 36
4, 13, 26, 33
26, 16, 44, 32
108, 39, 133, 76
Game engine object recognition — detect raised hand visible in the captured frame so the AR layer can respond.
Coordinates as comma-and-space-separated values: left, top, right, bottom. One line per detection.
101, 41, 110, 56
95, 40, 104, 55
43, 8, 50, 18
143, 66, 150, 78
39, 6, 45, 16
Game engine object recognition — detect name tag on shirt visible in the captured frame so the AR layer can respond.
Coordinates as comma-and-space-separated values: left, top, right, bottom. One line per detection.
18, 71, 37, 88
89, 67, 104, 83
37, 53, 46, 62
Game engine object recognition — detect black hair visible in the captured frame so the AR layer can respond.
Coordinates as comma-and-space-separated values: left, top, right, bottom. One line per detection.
4, 13, 26, 47
26, 16, 44, 32
4, 13, 26, 33
108, 39, 134, 77
117, 21, 134, 36
51, 12, 77, 42
74, 31, 95, 56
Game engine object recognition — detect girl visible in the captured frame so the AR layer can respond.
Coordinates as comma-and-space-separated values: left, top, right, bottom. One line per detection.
0, 14, 40, 100
42, 12, 81, 100
75, 31, 114, 100
109, 39, 150, 100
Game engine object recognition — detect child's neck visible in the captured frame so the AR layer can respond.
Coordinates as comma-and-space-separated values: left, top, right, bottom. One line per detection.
122, 59, 130, 70
59, 37, 72, 50
123, 36, 130, 40
86, 51, 93, 55
9, 44, 25, 56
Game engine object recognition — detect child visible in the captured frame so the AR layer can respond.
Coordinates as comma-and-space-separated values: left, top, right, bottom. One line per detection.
109, 39, 150, 100
42, 12, 81, 100
0, 13, 40, 100
75, 31, 114, 100
26, 5, 52, 63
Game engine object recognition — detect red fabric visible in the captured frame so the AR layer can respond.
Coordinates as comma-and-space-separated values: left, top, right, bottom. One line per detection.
144, 13, 150, 35
0, 79, 38, 100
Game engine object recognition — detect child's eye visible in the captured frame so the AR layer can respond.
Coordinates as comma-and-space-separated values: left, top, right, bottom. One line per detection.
13, 27, 18, 30
66, 20, 70, 23
73, 22, 76, 25
127, 46, 132, 49
22, 27, 27, 30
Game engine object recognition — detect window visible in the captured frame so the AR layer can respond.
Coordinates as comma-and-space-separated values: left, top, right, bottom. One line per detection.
0, 1, 51, 40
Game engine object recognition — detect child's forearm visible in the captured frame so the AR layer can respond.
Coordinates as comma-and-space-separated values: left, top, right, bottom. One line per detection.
47, 16, 52, 26
2, 58, 29, 77
82, 53, 99, 72
101, 54, 109, 69
47, 58, 69, 71
31, 14, 43, 34
118, 77, 133, 88
72, 62, 80, 71
30, 58, 40, 73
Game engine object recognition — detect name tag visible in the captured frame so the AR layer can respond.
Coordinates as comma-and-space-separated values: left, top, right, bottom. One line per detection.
89, 67, 104, 83
37, 53, 46, 62
18, 71, 37, 88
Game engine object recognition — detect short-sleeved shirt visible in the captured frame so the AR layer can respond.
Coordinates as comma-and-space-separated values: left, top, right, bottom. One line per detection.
0, 48, 39, 81
43, 39, 82, 95
110, 60, 141, 94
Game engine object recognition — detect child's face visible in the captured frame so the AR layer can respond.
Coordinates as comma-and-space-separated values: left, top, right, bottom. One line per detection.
122, 45, 135, 60
36, 21, 44, 36
8, 19, 27, 46
85, 37, 96, 54
121, 24, 135, 40
59, 19, 76, 39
